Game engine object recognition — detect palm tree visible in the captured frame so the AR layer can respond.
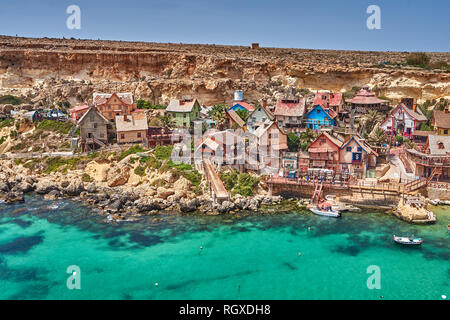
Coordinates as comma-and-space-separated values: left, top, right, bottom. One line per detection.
361, 110, 383, 135
158, 115, 176, 129
208, 104, 228, 130
368, 127, 388, 145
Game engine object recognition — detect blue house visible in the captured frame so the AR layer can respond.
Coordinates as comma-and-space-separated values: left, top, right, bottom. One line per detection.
304, 105, 336, 130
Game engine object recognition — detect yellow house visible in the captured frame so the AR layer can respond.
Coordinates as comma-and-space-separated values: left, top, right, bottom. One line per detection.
432, 108, 450, 135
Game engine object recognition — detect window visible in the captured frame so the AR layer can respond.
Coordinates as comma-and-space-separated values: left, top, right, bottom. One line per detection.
93, 123, 97, 129
109, 112, 112, 117
357, 147, 362, 152
321, 139, 326, 144
183, 113, 187, 118
346, 146, 351, 152
317, 109, 321, 114
444, 130, 448, 134
438, 142, 444, 149
137, 132, 141, 138
99, 106, 103, 111
121, 134, 125, 139
125, 106, 128, 110
89, 113, 95, 122
108, 105, 111, 110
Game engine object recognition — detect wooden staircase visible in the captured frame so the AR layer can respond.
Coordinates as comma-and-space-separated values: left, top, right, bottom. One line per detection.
403, 178, 427, 193
312, 181, 323, 204
427, 167, 442, 183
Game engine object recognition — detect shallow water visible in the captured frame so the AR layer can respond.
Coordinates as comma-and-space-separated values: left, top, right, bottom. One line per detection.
0, 196, 448, 300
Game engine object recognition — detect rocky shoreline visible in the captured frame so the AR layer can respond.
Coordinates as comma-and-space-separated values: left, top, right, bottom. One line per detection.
0, 162, 284, 221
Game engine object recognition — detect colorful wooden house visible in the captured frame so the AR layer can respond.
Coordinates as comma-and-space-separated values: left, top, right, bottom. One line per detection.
380, 103, 427, 138
345, 85, 389, 114
304, 105, 337, 130
93, 92, 137, 121
252, 121, 288, 172
115, 113, 149, 144
78, 107, 110, 152
274, 97, 305, 129
166, 98, 201, 127
432, 107, 450, 135
406, 134, 450, 180
69, 105, 90, 123
307, 132, 344, 172
246, 103, 274, 133
339, 136, 378, 179
313, 92, 344, 113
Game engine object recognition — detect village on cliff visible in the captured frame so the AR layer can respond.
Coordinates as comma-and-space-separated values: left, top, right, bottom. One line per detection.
0, 84, 449, 223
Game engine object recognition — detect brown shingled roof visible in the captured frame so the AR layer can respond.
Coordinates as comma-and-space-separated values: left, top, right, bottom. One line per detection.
432, 110, 450, 129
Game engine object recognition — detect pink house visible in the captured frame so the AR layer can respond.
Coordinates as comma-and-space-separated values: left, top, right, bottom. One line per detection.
69, 105, 90, 123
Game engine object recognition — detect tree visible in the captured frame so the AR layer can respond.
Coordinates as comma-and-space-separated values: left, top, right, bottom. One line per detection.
159, 115, 175, 129
368, 128, 388, 145
235, 109, 249, 122
298, 128, 316, 151
406, 52, 430, 68
287, 132, 300, 152
361, 110, 383, 135
208, 104, 228, 130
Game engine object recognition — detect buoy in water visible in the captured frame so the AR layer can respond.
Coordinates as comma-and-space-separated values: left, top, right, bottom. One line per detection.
442, 294, 447, 299
155, 282, 158, 287
298, 252, 302, 256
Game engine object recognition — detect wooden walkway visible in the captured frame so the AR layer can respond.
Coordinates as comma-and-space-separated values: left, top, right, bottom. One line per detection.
202, 159, 229, 202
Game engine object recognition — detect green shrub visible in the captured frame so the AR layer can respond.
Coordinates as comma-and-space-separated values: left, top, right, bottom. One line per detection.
0, 95, 22, 105
405, 52, 430, 68
134, 166, 146, 176
0, 118, 14, 129
136, 99, 166, 109
120, 145, 146, 160
154, 145, 173, 160
220, 170, 259, 197
82, 173, 92, 182
37, 120, 73, 134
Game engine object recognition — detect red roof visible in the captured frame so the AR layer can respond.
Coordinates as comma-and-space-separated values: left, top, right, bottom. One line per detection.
347, 88, 386, 105
69, 105, 90, 113
237, 101, 255, 112
313, 92, 343, 107
274, 98, 305, 117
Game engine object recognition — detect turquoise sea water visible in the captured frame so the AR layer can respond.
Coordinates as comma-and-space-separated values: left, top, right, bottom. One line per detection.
0, 196, 448, 300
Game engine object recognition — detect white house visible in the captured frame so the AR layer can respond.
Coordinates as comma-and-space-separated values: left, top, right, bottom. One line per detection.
380, 103, 427, 138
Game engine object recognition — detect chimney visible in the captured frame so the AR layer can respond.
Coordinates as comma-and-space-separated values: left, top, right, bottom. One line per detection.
412, 104, 417, 112
262, 99, 267, 109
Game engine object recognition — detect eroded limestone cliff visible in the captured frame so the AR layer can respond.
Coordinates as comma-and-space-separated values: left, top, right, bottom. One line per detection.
0, 35, 449, 106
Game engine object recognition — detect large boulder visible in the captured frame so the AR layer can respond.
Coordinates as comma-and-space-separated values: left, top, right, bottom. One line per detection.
173, 176, 192, 198
157, 186, 175, 199
179, 198, 200, 212
35, 179, 57, 194
108, 166, 130, 187
64, 180, 84, 196
4, 191, 24, 203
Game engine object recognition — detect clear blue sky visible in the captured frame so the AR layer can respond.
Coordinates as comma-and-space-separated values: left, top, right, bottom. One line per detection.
0, 0, 449, 52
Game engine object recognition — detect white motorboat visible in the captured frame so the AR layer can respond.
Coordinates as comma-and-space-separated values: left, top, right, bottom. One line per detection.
392, 235, 423, 246
309, 207, 341, 218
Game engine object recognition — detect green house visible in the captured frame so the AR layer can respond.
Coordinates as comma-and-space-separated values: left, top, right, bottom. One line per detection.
165, 98, 201, 127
